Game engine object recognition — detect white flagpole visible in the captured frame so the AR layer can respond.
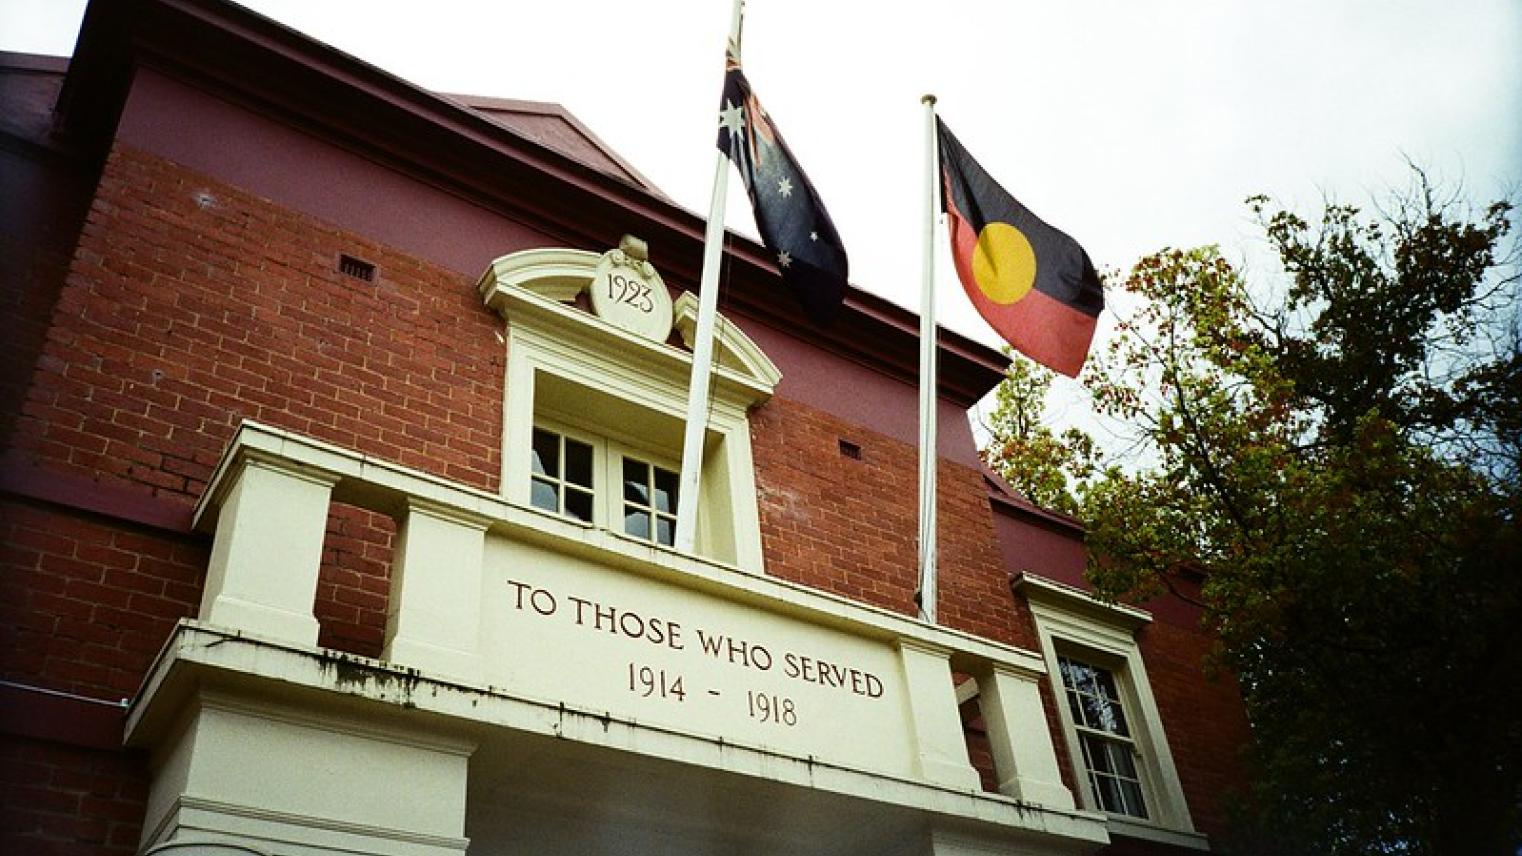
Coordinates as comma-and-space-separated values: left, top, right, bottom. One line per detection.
675, 0, 746, 554
916, 94, 940, 623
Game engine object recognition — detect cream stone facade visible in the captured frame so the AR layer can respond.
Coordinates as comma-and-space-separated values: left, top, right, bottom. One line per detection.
127, 418, 1109, 855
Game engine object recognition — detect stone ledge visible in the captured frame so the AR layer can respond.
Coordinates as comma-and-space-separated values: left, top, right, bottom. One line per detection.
127, 621, 1110, 850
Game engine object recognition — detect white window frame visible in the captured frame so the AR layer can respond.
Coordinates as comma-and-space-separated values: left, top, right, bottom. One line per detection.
531, 415, 683, 548
480, 248, 779, 570
528, 420, 599, 523
1016, 573, 1208, 851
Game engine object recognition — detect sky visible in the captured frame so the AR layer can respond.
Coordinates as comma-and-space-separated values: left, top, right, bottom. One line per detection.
3, 0, 1520, 436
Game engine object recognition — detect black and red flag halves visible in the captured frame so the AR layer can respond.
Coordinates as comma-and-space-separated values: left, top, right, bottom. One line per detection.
936, 118, 1103, 377
717, 50, 849, 325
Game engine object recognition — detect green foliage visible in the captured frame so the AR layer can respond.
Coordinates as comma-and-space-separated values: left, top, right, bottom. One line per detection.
986, 173, 1522, 854
980, 353, 1097, 516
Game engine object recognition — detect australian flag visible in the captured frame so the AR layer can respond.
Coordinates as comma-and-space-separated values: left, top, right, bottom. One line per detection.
717, 50, 850, 325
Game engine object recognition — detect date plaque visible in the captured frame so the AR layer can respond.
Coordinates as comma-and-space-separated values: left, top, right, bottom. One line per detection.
589, 235, 673, 342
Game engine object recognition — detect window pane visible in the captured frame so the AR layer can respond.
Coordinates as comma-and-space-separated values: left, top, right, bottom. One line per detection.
655, 515, 674, 546
532, 428, 559, 476
1094, 774, 1127, 814
1069, 660, 1097, 696
624, 507, 651, 540
653, 467, 678, 513
1103, 698, 1130, 737
1109, 740, 1141, 779
1094, 666, 1122, 702
1119, 778, 1149, 819
1082, 735, 1117, 774
1082, 694, 1112, 734
565, 438, 594, 488
1065, 689, 1086, 728
565, 487, 594, 522
624, 458, 650, 504
1091, 696, 1128, 736
531, 478, 558, 512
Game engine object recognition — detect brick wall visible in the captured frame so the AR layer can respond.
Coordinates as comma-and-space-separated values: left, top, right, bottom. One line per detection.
0, 736, 149, 856
4, 143, 510, 663
1137, 619, 1251, 840
7, 143, 504, 506
0, 147, 94, 450
11, 142, 1046, 660
0, 500, 177, 856
749, 395, 1037, 649
0, 499, 203, 699
315, 504, 394, 658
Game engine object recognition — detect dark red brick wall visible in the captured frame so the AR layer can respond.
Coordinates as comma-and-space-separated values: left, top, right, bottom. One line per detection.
0, 146, 95, 450
316, 504, 394, 659
0, 736, 149, 856
749, 395, 1037, 649
9, 143, 1047, 663
997, 501, 1250, 847
1137, 619, 1251, 841
4, 143, 507, 664
0, 500, 174, 856
7, 143, 504, 503
0, 499, 203, 699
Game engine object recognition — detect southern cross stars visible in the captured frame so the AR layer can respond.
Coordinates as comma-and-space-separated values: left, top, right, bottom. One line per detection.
777, 251, 792, 268
719, 100, 745, 137
776, 177, 793, 198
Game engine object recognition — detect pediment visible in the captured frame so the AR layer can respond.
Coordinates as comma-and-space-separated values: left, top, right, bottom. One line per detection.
477, 245, 782, 397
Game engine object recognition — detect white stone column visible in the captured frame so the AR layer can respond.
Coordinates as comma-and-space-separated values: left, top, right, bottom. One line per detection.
200, 456, 338, 645
499, 335, 537, 506
383, 499, 490, 682
897, 639, 982, 791
975, 662, 1075, 809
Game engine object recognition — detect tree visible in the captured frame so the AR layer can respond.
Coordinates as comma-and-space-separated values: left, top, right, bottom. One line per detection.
991, 174, 1521, 854
981, 353, 1097, 516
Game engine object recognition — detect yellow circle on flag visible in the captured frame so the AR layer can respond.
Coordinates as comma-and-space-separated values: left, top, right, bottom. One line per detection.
972, 222, 1037, 305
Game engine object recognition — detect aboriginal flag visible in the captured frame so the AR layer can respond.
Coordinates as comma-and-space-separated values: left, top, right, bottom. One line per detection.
717, 51, 849, 325
936, 118, 1103, 377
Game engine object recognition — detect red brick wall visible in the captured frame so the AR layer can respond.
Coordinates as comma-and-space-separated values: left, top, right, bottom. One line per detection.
0, 501, 175, 856
0, 736, 149, 856
749, 395, 1037, 649
0, 499, 203, 699
4, 143, 509, 661
0, 145, 95, 450
1136, 619, 1251, 841
316, 504, 394, 659
11, 143, 1046, 660
8, 143, 504, 504
997, 582, 1248, 843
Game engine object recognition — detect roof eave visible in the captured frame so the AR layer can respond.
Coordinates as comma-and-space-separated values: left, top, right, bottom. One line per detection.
60, 0, 1009, 406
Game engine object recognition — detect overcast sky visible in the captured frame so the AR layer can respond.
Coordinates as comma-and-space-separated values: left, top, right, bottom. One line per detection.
4, 0, 1519, 433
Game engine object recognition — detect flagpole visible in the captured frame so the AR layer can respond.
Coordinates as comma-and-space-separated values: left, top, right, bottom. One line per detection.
916, 94, 940, 623
675, 0, 746, 554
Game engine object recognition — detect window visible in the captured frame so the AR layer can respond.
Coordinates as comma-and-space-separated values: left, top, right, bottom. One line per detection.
1058, 655, 1148, 819
621, 457, 678, 546
483, 246, 780, 570
1016, 573, 1205, 850
531, 427, 594, 522
528, 422, 683, 548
